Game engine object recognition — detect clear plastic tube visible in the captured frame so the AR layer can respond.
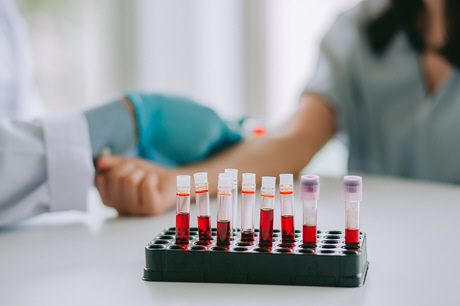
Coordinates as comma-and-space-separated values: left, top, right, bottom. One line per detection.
300, 175, 319, 244
217, 173, 233, 246
225, 169, 238, 238
176, 175, 191, 244
343, 176, 362, 244
194, 172, 211, 241
241, 173, 256, 242
259, 176, 276, 246
279, 174, 295, 242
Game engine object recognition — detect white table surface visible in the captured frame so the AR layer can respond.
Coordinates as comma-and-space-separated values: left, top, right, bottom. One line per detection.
1, 175, 460, 306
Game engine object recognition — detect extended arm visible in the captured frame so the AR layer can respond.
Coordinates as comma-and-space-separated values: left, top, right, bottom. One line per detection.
96, 93, 337, 215
179, 93, 337, 193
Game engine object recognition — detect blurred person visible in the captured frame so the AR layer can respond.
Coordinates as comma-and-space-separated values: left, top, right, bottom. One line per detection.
96, 0, 460, 215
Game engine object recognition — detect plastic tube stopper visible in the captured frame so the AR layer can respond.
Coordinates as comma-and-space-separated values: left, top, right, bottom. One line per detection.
279, 173, 293, 185
193, 172, 208, 184
261, 176, 276, 188
218, 173, 232, 188
242, 173, 256, 184
300, 175, 320, 200
177, 175, 191, 187
224, 169, 238, 181
342, 175, 362, 202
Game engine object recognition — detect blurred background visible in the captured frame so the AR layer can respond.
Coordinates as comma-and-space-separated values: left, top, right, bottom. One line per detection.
16, 0, 359, 176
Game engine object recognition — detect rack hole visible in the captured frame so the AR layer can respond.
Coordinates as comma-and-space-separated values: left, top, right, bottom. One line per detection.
324, 235, 341, 239
191, 246, 206, 250
169, 245, 185, 250
159, 235, 174, 240
164, 231, 175, 235
326, 231, 342, 235
294, 229, 301, 233
148, 244, 165, 249
321, 245, 336, 249
237, 242, 251, 247
343, 250, 358, 255
323, 240, 339, 244
319, 250, 335, 254
254, 229, 260, 233
190, 231, 198, 236
234, 247, 248, 252
298, 249, 314, 254
343, 245, 360, 250
276, 248, 292, 253
273, 234, 280, 238
154, 240, 169, 245
212, 247, 227, 251
278, 243, 294, 248
195, 241, 210, 245
254, 248, 270, 252
273, 229, 281, 233
300, 243, 316, 249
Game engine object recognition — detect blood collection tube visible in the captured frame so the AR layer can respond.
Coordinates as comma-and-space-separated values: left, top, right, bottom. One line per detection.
240, 173, 256, 242
259, 176, 276, 246
175, 175, 191, 244
343, 176, 362, 245
300, 175, 319, 244
225, 169, 238, 238
217, 173, 233, 246
194, 172, 211, 241
279, 174, 295, 242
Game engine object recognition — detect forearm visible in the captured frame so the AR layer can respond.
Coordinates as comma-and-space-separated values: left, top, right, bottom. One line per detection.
177, 93, 336, 196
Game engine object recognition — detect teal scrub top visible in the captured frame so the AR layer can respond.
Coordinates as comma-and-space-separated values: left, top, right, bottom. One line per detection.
304, 0, 460, 184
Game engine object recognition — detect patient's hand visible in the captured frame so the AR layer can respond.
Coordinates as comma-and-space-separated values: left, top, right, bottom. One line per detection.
95, 155, 177, 216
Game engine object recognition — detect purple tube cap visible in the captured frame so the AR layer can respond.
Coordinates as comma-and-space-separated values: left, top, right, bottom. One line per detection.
342, 175, 362, 202
300, 175, 320, 200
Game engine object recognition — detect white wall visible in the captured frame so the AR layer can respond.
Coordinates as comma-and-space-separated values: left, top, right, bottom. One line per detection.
133, 0, 246, 119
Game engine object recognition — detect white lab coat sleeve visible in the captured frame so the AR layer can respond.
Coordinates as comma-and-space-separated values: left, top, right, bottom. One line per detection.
0, 113, 94, 226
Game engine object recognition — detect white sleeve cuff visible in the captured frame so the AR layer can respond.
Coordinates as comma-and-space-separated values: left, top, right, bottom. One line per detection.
41, 112, 94, 212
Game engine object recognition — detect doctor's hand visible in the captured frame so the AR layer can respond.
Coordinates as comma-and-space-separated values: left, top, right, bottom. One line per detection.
95, 155, 177, 216
124, 92, 242, 166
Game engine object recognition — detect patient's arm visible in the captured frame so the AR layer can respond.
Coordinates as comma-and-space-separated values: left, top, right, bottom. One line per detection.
96, 93, 336, 215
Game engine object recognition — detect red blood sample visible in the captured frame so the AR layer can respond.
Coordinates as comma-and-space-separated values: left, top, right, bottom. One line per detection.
345, 228, 360, 244
217, 220, 231, 245
176, 212, 190, 244
241, 230, 255, 241
259, 208, 274, 246
197, 215, 211, 241
281, 215, 295, 242
303, 225, 317, 244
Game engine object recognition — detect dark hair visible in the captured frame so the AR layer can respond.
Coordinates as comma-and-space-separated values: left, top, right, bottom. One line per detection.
366, 0, 460, 68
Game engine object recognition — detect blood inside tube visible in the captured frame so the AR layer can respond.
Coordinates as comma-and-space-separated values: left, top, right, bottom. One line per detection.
176, 212, 190, 244
241, 230, 255, 241
281, 215, 295, 242
197, 215, 211, 241
259, 208, 274, 246
346, 228, 360, 244
303, 225, 317, 244
217, 220, 231, 245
